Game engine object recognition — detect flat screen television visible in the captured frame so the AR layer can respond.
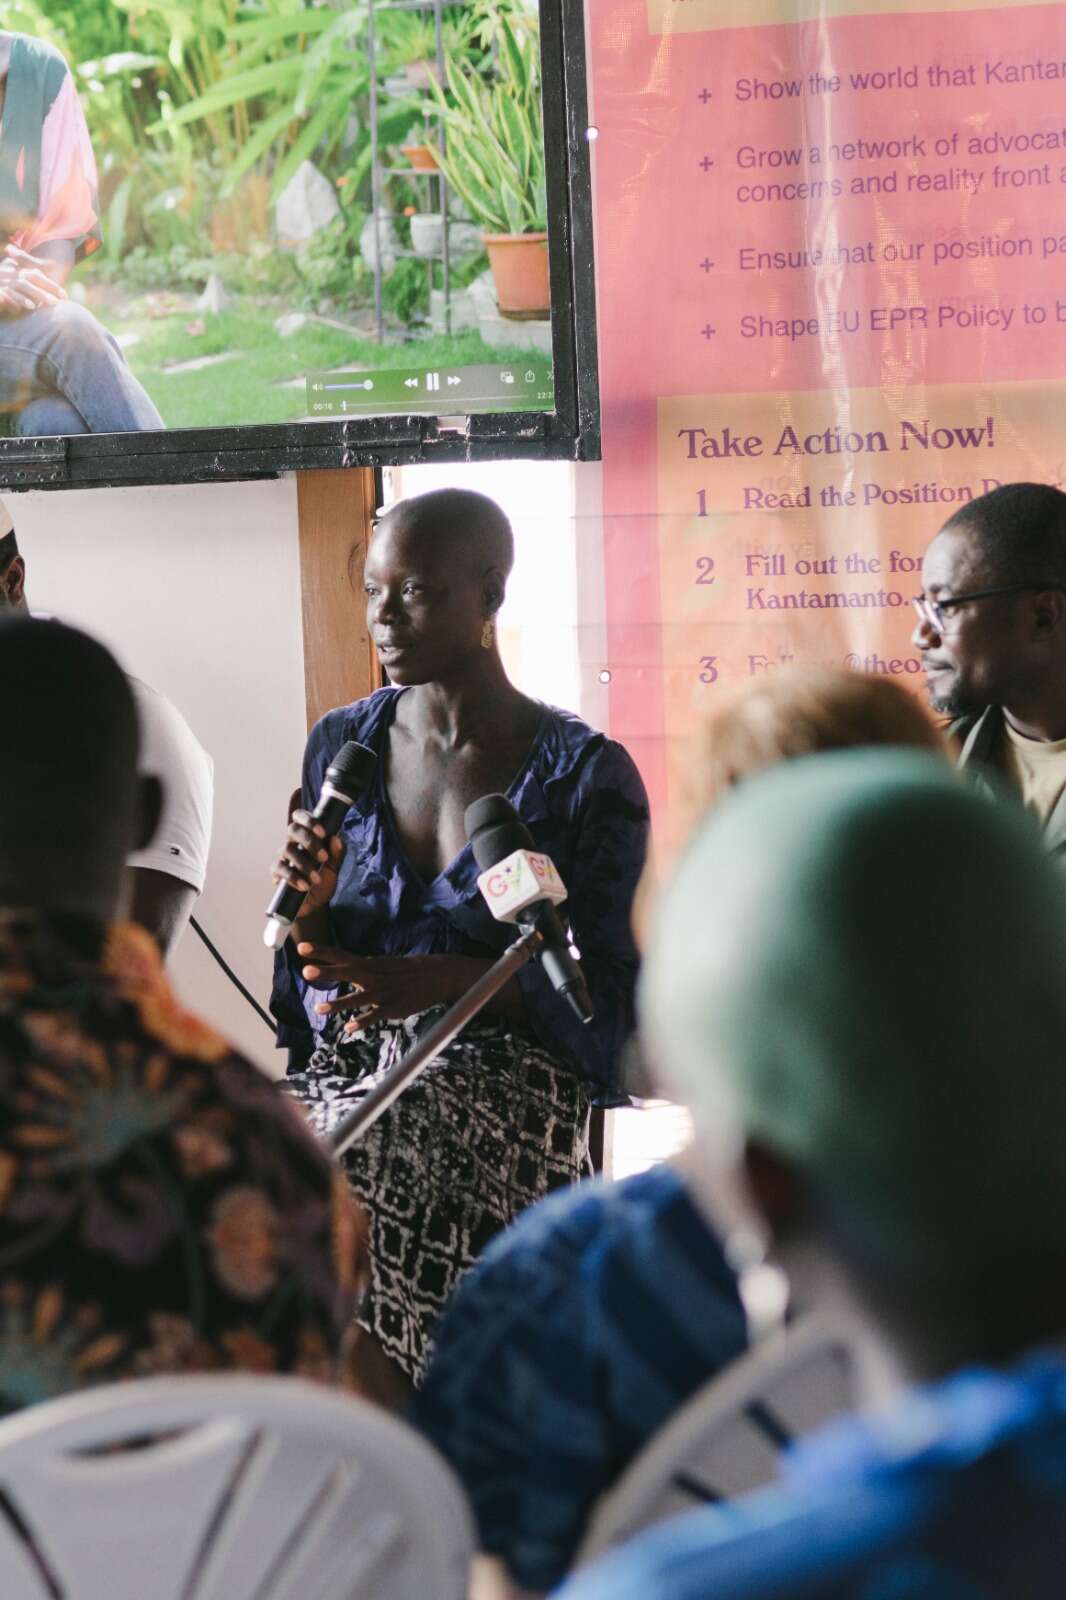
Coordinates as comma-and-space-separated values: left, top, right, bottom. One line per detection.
0, 0, 597, 490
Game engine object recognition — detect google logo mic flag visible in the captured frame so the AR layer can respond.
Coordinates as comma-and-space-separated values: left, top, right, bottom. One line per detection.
477, 850, 568, 924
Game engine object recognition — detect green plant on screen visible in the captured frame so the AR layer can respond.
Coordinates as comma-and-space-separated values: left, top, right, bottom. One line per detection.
426, 10, 546, 235
153, 3, 375, 201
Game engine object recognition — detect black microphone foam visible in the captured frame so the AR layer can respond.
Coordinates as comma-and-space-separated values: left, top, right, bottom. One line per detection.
326, 740, 377, 792
464, 792, 593, 1025
466, 793, 534, 874
264, 739, 376, 947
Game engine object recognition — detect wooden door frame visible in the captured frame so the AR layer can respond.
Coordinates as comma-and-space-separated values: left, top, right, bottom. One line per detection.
296, 467, 381, 732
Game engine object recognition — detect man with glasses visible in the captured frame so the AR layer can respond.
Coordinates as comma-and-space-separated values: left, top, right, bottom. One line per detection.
912, 482, 1066, 851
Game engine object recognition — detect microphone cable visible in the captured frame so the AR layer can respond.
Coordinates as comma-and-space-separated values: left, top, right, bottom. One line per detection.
189, 916, 277, 1035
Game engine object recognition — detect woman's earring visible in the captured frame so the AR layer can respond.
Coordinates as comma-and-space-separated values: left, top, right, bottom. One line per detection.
481, 619, 495, 650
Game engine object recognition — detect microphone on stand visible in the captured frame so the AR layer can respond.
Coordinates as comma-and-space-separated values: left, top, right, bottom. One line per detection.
322, 791, 588, 1156
263, 740, 376, 950
465, 793, 593, 1025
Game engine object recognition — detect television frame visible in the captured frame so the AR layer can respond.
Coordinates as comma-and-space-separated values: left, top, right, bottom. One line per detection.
0, 0, 599, 493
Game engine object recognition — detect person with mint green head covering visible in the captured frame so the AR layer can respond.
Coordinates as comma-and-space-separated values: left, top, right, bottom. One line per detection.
559, 749, 1066, 1600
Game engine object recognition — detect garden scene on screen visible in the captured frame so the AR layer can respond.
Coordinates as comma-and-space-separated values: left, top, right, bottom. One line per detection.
0, 0, 553, 435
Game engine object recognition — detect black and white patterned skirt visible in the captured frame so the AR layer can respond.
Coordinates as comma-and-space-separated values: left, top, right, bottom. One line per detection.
286, 1009, 592, 1383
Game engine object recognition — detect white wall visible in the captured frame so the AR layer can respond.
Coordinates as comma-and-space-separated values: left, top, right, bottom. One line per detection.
12, 476, 306, 1074
387, 460, 584, 715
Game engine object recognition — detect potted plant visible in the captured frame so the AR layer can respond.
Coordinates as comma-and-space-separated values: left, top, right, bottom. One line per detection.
409, 211, 444, 257
427, 14, 548, 317
382, 14, 442, 95
395, 9, 483, 91
400, 121, 439, 172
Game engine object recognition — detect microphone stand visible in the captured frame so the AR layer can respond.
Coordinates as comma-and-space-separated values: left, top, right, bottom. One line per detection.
328, 926, 542, 1158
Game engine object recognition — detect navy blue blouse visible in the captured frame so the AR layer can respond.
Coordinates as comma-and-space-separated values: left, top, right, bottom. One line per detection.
270, 688, 650, 1100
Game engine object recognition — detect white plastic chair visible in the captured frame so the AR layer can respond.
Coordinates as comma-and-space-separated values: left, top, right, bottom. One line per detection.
0, 1374, 474, 1600
576, 1320, 858, 1567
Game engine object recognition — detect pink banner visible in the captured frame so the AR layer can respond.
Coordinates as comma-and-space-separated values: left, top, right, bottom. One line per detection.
587, 0, 1066, 841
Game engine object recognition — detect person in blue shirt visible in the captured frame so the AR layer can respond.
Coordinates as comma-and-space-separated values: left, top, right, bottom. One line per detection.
270, 488, 649, 1403
410, 1161, 746, 1594
411, 667, 951, 1594
561, 748, 1066, 1600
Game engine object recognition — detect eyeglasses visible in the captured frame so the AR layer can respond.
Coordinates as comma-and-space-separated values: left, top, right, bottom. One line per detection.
912, 582, 1065, 635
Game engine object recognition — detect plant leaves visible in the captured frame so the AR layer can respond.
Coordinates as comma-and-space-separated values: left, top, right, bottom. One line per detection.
77, 52, 162, 79
149, 57, 304, 132
104, 174, 133, 265
427, 12, 543, 235
219, 103, 293, 194
271, 81, 354, 197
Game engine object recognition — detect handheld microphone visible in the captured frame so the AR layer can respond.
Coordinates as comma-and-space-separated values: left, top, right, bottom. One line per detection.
264, 740, 376, 950
465, 794, 593, 1025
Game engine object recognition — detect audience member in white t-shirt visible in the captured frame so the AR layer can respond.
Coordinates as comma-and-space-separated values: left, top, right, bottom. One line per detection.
125, 675, 213, 949
0, 513, 213, 952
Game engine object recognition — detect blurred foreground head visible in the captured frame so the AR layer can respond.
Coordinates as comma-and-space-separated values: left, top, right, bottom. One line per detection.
642, 749, 1066, 1374
0, 617, 156, 919
634, 667, 947, 949
678, 664, 945, 831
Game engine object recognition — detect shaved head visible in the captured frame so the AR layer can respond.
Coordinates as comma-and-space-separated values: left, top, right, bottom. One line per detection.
379, 489, 514, 582
363, 489, 516, 684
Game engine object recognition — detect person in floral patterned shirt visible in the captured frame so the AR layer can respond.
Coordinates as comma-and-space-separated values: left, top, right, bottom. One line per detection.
0, 615, 364, 1412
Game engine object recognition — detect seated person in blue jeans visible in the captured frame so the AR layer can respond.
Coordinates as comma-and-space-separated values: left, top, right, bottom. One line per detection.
562, 749, 1066, 1600
0, 32, 162, 435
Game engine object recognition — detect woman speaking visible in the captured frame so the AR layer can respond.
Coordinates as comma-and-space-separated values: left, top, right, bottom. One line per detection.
271, 488, 649, 1401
